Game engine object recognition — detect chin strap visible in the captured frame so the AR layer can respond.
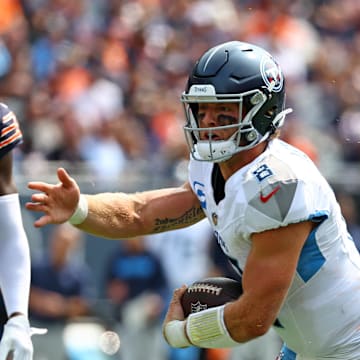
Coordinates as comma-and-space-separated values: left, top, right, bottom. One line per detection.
270, 108, 293, 134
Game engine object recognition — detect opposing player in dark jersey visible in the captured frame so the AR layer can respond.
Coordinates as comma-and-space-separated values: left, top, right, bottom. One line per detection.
0, 103, 46, 360
26, 42, 360, 359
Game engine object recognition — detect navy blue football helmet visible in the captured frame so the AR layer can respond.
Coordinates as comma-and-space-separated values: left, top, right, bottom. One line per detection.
181, 41, 292, 162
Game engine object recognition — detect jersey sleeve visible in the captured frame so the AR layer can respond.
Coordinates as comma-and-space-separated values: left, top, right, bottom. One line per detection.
0, 103, 23, 159
241, 155, 329, 234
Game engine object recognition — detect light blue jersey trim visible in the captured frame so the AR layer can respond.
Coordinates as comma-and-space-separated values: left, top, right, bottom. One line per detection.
279, 344, 297, 359
297, 212, 328, 282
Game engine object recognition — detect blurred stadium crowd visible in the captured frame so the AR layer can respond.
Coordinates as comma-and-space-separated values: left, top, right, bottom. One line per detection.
1, 1, 360, 359
0, 0, 360, 190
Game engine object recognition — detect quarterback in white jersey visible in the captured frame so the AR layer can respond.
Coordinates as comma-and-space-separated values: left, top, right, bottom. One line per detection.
26, 41, 360, 359
189, 138, 360, 359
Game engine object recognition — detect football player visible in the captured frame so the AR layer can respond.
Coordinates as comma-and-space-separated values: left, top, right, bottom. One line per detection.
0, 103, 46, 360
26, 41, 360, 359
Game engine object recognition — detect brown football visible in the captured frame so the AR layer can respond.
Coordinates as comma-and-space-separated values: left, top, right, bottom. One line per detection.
180, 277, 243, 317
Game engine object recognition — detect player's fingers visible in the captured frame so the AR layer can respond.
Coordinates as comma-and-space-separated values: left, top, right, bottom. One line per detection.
33, 215, 52, 228
27, 181, 52, 193
57, 168, 76, 189
165, 286, 187, 321
30, 193, 48, 204
11, 349, 21, 360
25, 202, 48, 212
170, 286, 187, 306
174, 285, 187, 299
13, 348, 32, 360
30, 327, 48, 336
24, 203, 53, 227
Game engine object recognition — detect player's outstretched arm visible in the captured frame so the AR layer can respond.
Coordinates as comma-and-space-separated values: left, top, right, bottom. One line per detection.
27, 168, 205, 239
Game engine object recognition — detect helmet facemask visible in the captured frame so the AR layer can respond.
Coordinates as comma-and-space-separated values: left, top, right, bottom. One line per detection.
182, 84, 288, 163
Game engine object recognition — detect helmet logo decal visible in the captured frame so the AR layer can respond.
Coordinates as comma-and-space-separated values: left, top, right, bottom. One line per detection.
260, 57, 284, 93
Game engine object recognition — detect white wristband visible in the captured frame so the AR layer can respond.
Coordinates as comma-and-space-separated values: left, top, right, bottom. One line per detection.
69, 194, 88, 225
186, 305, 239, 348
164, 320, 191, 348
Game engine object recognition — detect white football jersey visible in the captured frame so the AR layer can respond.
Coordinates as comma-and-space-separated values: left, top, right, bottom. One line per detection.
188, 138, 360, 359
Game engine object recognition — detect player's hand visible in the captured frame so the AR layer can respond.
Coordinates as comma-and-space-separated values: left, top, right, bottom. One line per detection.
0, 315, 47, 360
26, 168, 80, 228
162, 285, 191, 348
163, 285, 187, 328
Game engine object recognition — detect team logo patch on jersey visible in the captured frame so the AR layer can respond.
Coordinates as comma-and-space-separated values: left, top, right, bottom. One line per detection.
260, 56, 284, 92
193, 181, 206, 209
259, 185, 280, 203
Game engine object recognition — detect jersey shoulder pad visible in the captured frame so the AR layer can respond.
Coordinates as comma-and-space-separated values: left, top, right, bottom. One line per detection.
242, 154, 311, 233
